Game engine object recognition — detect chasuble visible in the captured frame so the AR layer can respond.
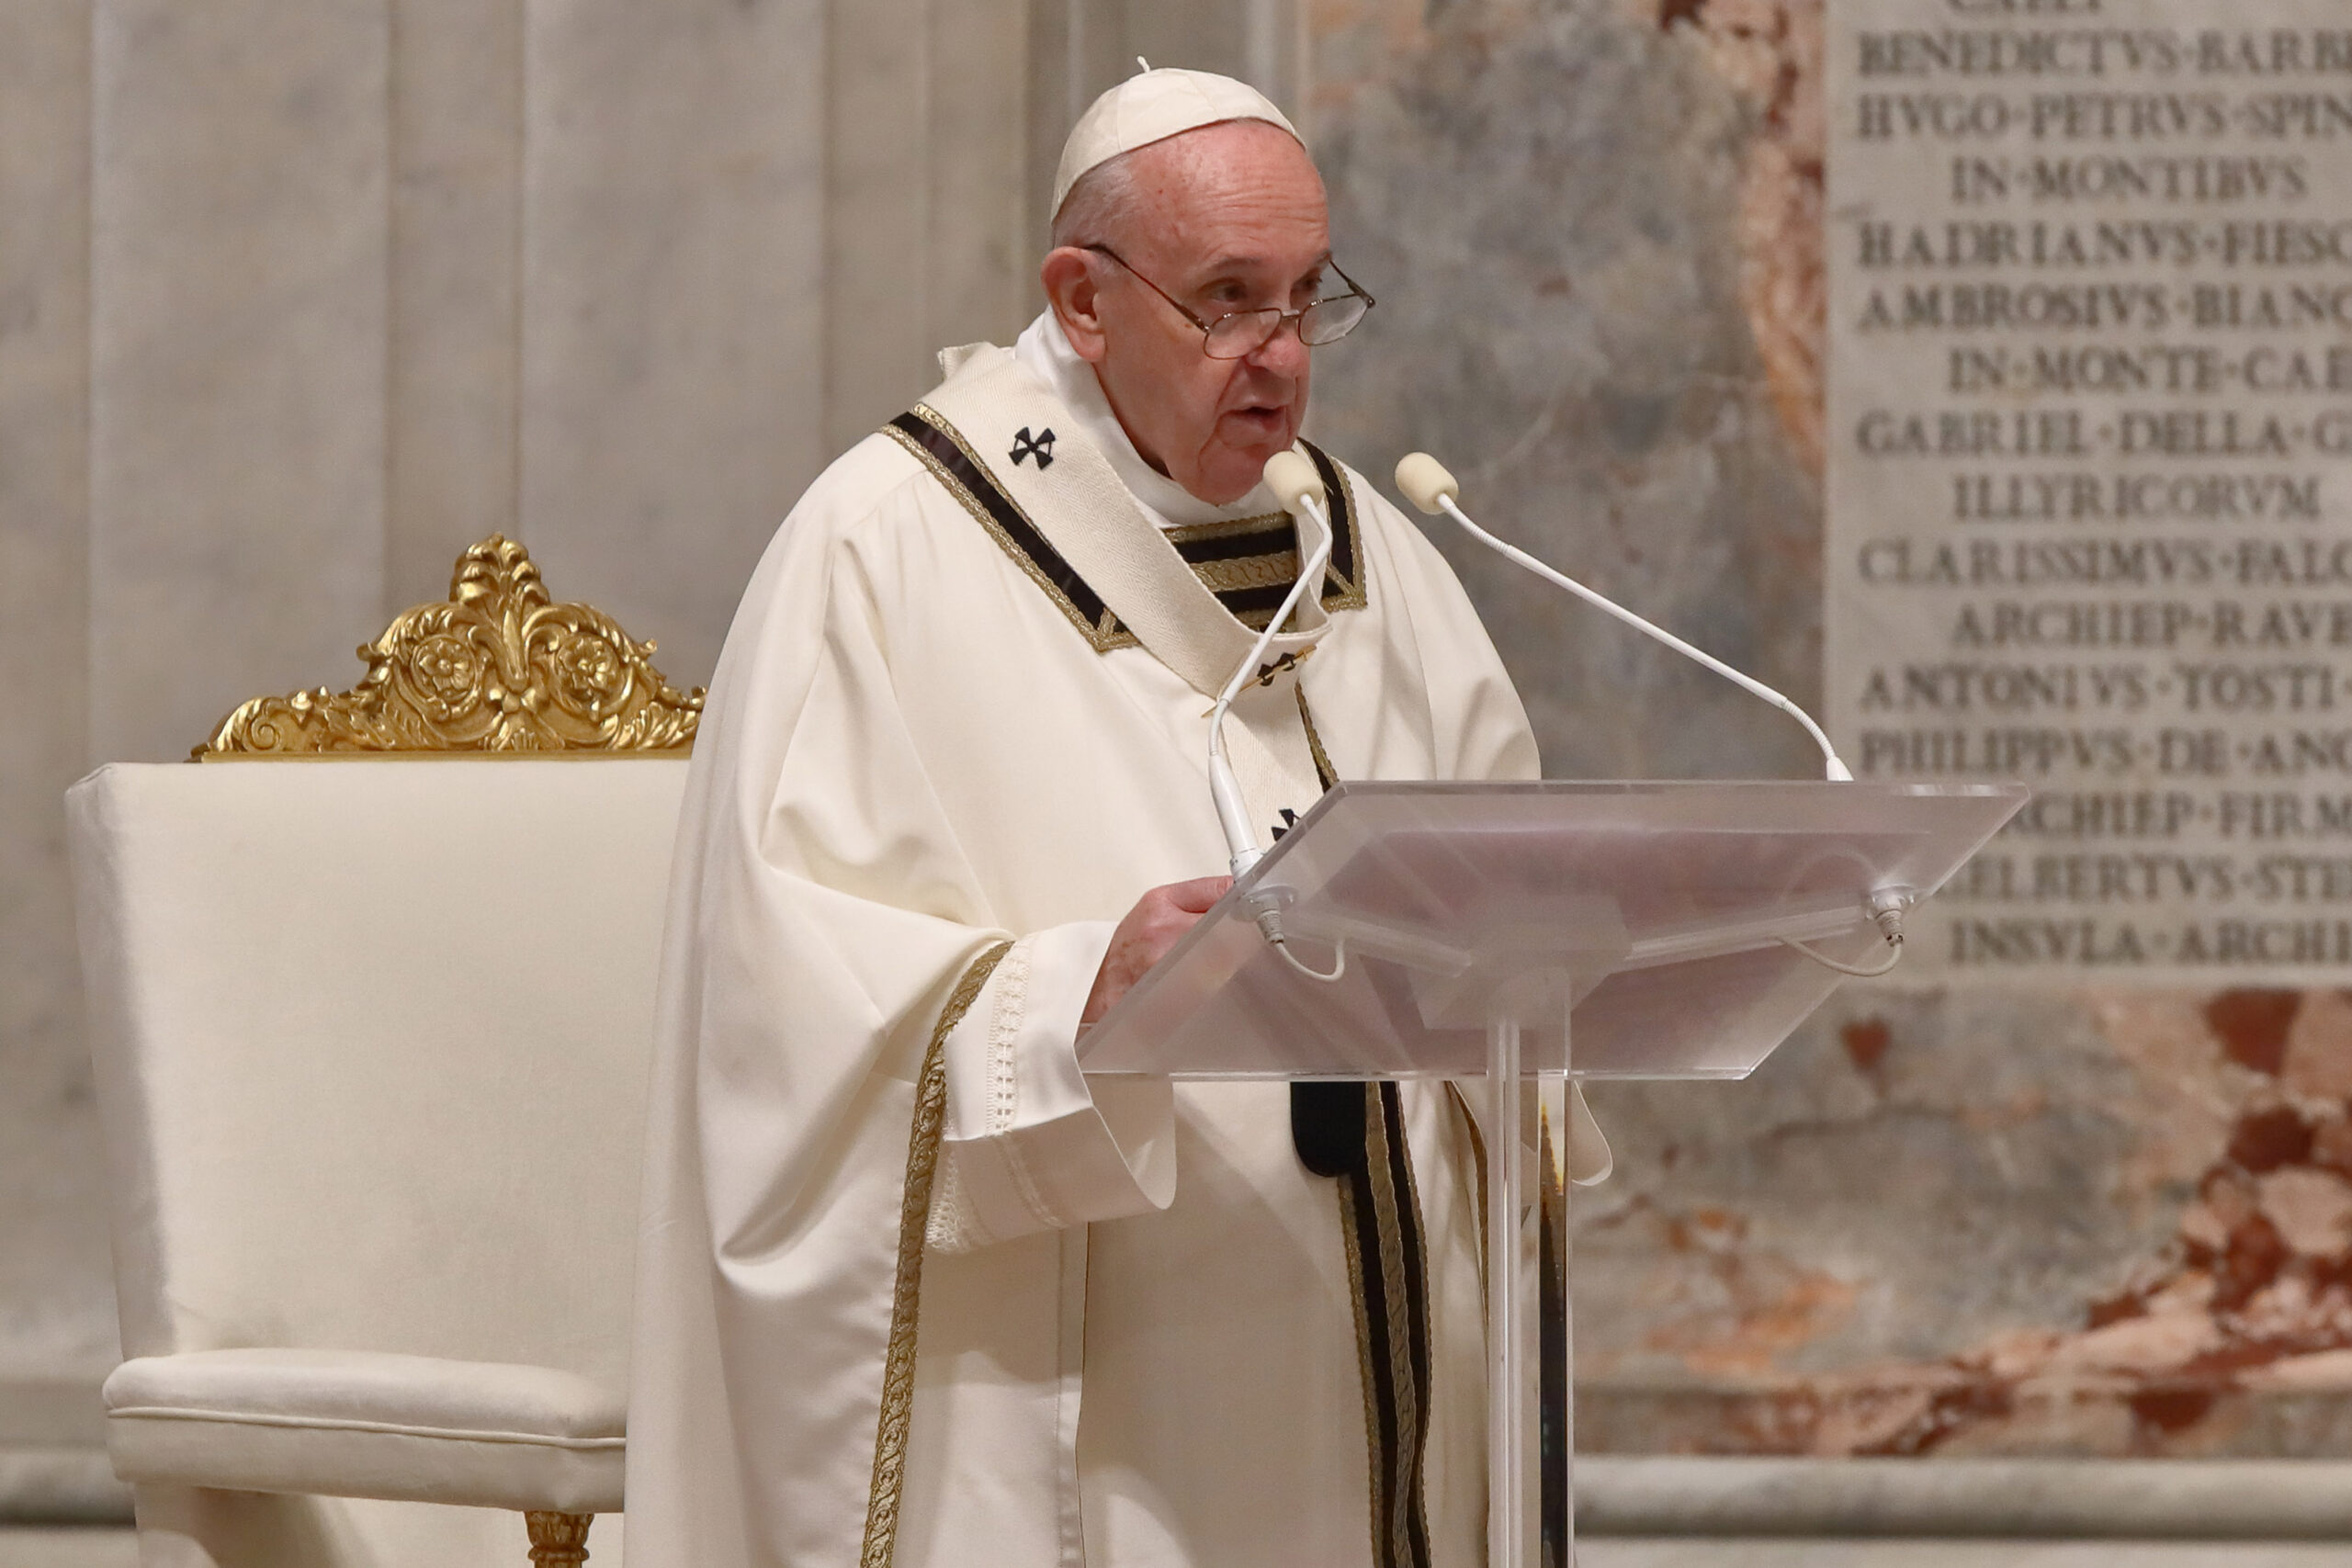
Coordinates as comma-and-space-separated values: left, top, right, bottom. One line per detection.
628, 313, 1608, 1568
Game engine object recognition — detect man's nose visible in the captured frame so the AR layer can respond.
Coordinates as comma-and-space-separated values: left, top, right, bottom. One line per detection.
1245, 316, 1311, 380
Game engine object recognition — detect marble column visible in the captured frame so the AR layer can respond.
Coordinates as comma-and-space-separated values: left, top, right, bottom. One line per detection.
387, 0, 524, 612
518, 0, 831, 687
89, 0, 391, 765
826, 0, 939, 457
0, 0, 111, 1393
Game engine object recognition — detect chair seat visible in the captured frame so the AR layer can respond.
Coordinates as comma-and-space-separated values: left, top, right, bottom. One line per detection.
103, 1349, 625, 1513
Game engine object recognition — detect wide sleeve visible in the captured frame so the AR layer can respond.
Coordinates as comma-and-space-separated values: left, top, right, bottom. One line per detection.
923, 920, 1176, 1254
631, 469, 1139, 1567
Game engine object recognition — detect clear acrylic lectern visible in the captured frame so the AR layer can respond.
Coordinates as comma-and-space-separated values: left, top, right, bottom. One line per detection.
1080, 780, 2027, 1568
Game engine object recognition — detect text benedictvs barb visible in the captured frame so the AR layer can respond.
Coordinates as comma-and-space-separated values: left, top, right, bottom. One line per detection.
1826, 0, 2352, 982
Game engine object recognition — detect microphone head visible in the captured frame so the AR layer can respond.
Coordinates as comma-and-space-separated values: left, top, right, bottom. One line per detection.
1394, 452, 1459, 515
1262, 449, 1326, 517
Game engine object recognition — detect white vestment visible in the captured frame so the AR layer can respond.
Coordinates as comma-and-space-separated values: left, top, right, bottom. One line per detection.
628, 315, 1602, 1568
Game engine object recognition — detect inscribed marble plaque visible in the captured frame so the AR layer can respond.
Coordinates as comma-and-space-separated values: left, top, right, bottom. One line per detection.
1829, 0, 2352, 981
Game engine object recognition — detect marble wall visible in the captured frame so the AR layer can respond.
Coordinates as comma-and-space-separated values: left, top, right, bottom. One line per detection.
12, 0, 2352, 1480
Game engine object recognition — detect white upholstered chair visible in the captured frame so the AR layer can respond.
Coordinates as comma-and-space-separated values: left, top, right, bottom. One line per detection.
68, 538, 699, 1568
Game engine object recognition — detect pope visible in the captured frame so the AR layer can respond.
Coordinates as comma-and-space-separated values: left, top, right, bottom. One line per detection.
628, 66, 1609, 1568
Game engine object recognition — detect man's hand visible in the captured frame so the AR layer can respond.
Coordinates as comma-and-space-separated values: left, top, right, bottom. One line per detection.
1081, 875, 1232, 1026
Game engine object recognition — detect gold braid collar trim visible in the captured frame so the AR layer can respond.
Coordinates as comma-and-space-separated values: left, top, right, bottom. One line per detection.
194, 536, 704, 758
860, 940, 1014, 1568
1365, 1089, 1428, 1568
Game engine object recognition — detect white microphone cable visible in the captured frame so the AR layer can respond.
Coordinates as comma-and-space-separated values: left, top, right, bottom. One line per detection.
1209, 449, 1337, 880
1203, 450, 1349, 983
1393, 452, 1855, 783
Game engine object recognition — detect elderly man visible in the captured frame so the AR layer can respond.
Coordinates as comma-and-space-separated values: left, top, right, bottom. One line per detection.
629, 68, 1604, 1568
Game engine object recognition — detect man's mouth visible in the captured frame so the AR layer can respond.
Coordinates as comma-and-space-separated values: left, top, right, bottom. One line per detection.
1224, 405, 1289, 440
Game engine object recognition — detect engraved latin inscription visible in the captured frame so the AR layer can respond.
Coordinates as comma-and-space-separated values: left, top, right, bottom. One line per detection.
1828, 0, 2352, 980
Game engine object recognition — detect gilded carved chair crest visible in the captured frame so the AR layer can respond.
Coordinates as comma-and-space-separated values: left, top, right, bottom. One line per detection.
195, 536, 703, 759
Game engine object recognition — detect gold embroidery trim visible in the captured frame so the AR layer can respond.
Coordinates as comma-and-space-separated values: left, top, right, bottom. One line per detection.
1445, 1082, 1490, 1309
1334, 1112, 1386, 1567
860, 940, 1014, 1568
1297, 685, 1339, 792
1363, 1092, 1425, 1568
1190, 549, 1303, 595
1161, 510, 1293, 545
1320, 459, 1370, 613
1337, 1089, 1435, 1568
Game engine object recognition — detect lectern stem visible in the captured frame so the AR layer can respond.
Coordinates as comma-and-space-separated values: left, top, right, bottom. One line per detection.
1489, 1006, 1577, 1568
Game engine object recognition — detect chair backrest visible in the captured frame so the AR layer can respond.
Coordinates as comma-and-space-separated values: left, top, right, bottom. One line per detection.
69, 536, 698, 1402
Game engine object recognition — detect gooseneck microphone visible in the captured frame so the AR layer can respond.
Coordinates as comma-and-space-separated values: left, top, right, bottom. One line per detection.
1208, 450, 1338, 880
1393, 453, 1855, 784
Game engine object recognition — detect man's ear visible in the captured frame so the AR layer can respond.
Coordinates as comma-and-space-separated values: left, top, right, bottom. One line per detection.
1040, 247, 1109, 364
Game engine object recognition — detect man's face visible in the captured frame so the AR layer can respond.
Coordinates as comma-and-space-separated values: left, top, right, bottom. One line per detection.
1046, 121, 1332, 507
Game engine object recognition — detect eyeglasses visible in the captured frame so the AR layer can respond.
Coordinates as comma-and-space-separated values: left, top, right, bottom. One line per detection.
1086, 245, 1375, 360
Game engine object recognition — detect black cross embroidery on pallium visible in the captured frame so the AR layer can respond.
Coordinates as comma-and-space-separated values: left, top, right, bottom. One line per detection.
1270, 807, 1301, 842
1010, 426, 1056, 468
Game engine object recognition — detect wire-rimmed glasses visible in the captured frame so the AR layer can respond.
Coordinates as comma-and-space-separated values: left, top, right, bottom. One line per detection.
1086, 245, 1375, 360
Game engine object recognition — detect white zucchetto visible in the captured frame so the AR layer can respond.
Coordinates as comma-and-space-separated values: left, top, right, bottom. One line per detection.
1051, 67, 1302, 218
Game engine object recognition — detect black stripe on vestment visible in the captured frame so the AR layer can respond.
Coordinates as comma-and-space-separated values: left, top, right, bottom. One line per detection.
1171, 526, 1298, 566
1289, 682, 1433, 1568
1321, 1081, 1435, 1568
1542, 1111, 1569, 1564
1214, 581, 1296, 620
1303, 441, 1360, 593
1384, 1086, 1436, 1568
887, 412, 1112, 630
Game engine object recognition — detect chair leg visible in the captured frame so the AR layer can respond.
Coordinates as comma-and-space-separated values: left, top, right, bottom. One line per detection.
526, 1511, 594, 1567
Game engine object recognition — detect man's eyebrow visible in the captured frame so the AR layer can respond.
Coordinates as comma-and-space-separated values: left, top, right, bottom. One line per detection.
1196, 249, 1334, 276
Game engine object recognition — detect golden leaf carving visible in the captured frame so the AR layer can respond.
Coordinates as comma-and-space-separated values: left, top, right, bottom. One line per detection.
195, 536, 704, 759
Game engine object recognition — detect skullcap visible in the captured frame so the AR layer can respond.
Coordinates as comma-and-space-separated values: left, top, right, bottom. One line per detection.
1051, 68, 1302, 218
